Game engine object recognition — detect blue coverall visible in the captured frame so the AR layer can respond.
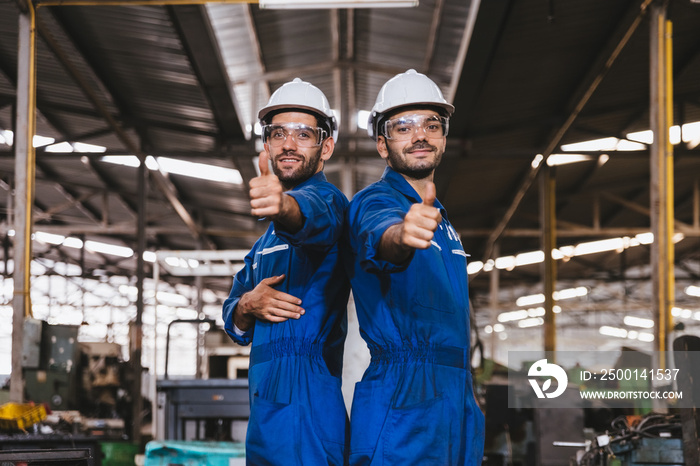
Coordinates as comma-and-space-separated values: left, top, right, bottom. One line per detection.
223, 172, 350, 465
343, 167, 485, 465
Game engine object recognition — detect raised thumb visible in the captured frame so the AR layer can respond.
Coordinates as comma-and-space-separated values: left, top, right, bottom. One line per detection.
258, 150, 270, 176
423, 182, 436, 207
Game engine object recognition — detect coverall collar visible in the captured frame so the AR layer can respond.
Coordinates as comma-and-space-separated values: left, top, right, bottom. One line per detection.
380, 166, 448, 218
290, 170, 328, 192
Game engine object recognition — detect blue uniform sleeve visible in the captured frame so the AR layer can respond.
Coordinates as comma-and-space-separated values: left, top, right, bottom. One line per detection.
222, 246, 256, 346
276, 183, 348, 251
347, 188, 414, 274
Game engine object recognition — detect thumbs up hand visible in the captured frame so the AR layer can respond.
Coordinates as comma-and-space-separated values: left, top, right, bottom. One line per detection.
258, 149, 271, 176
400, 182, 441, 249
250, 150, 284, 218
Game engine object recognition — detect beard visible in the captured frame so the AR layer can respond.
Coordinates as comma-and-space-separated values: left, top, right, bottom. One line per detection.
271, 147, 323, 189
386, 141, 443, 180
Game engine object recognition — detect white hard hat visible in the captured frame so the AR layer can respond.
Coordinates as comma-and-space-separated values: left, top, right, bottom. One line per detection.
367, 69, 454, 140
258, 78, 338, 142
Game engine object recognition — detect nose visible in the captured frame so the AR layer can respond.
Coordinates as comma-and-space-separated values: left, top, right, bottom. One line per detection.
282, 131, 297, 149
412, 124, 428, 142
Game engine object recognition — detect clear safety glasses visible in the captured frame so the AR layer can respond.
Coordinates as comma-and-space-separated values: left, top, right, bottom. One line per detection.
262, 123, 328, 148
383, 114, 449, 141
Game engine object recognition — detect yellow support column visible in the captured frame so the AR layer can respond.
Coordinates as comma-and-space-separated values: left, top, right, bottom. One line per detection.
649, 6, 674, 366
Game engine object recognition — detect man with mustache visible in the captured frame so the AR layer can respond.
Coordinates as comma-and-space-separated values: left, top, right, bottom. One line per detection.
343, 70, 485, 465
223, 78, 350, 465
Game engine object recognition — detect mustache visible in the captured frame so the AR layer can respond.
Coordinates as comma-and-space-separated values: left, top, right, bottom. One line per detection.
274, 150, 303, 160
407, 142, 437, 153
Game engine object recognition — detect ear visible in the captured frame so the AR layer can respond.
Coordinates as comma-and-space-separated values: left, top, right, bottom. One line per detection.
376, 135, 389, 160
320, 137, 335, 162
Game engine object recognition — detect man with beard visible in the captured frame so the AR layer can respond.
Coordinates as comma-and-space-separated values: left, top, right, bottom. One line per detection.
223, 78, 350, 465
343, 69, 485, 465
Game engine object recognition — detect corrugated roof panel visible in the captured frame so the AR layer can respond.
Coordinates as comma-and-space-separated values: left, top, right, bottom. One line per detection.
207, 3, 268, 135
255, 9, 335, 70
49, 6, 219, 150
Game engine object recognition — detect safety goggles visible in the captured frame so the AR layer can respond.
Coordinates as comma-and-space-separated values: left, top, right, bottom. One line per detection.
382, 114, 449, 141
262, 123, 328, 148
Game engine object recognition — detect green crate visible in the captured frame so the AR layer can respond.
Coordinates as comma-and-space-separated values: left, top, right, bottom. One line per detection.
101, 441, 140, 466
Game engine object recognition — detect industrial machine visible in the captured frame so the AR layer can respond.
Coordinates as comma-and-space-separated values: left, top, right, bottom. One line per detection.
574, 413, 685, 466
154, 323, 250, 443
20, 320, 133, 439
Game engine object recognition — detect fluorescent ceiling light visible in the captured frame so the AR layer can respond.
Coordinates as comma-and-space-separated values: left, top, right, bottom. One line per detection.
102, 155, 242, 185
34, 135, 55, 148
467, 261, 483, 275
85, 240, 134, 258
671, 307, 693, 319
498, 310, 529, 323
553, 286, 587, 300
35, 232, 134, 259
74, 142, 106, 153
34, 231, 66, 245
0, 130, 12, 146
515, 287, 587, 308
156, 157, 243, 185
46, 142, 74, 153
599, 326, 627, 338
515, 294, 544, 307
260, 0, 418, 8
561, 137, 646, 152
623, 315, 654, 329
531, 154, 544, 169
518, 317, 544, 328
547, 153, 593, 166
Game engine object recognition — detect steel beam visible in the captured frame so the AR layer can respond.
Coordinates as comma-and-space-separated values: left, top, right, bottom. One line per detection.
35, 12, 208, 246
540, 166, 556, 355
477, 0, 655, 268
11, 3, 37, 403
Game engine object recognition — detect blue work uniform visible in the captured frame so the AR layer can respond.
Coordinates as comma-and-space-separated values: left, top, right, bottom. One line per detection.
343, 167, 485, 465
223, 171, 350, 465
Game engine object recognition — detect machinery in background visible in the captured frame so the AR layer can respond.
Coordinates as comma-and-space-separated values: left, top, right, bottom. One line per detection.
22, 320, 81, 412
154, 323, 250, 444
201, 328, 250, 380
20, 319, 134, 440
574, 413, 684, 466
147, 321, 249, 465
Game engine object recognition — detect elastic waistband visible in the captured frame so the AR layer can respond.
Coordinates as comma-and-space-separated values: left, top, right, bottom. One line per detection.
250, 337, 324, 367
369, 344, 469, 369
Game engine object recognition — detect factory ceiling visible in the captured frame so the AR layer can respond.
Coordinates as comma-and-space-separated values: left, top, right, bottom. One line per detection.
1, 0, 699, 322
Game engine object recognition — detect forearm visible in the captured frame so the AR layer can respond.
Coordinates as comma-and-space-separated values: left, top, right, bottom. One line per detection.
233, 292, 256, 331
272, 193, 304, 234
377, 222, 414, 265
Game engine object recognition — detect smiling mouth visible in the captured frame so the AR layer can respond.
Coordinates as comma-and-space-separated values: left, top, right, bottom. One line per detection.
278, 157, 302, 164
408, 149, 433, 156
408, 145, 434, 154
